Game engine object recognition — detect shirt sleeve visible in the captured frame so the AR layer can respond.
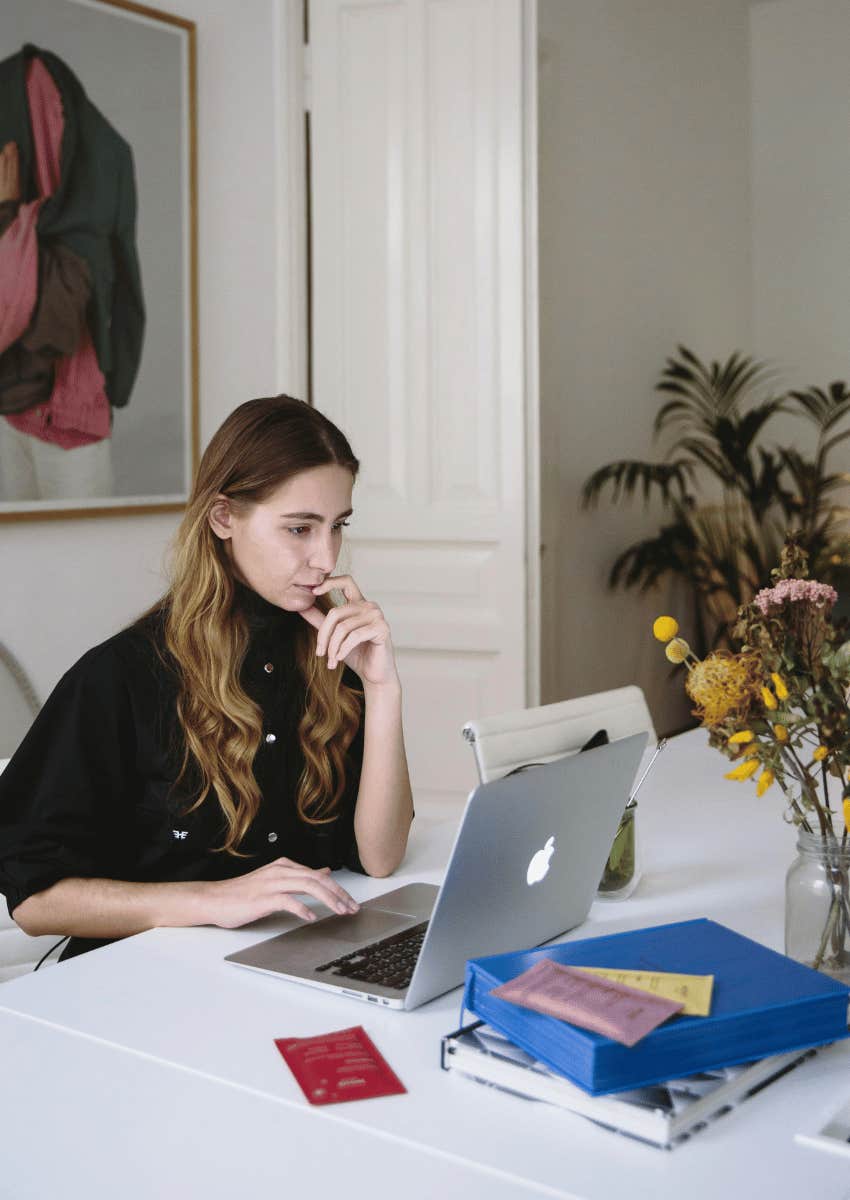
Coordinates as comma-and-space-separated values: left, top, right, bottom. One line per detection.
0, 642, 140, 917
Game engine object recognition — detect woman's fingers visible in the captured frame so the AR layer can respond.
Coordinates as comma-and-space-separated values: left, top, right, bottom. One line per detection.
324, 609, 378, 666
273, 895, 317, 923
312, 574, 364, 604
315, 602, 371, 658
206, 861, 360, 928
317, 602, 384, 665
329, 613, 386, 666
267, 859, 359, 914
333, 625, 379, 666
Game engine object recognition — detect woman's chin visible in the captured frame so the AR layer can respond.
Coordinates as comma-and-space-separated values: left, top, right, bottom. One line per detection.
281, 587, 316, 611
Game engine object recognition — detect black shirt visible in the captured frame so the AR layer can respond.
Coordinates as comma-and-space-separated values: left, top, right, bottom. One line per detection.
0, 587, 365, 959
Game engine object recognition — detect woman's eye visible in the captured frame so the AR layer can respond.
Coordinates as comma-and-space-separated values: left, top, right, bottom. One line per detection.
285, 520, 350, 536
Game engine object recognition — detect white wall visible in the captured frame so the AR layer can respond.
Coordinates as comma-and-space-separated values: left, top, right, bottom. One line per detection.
538, 0, 753, 733
2, 0, 302, 711
751, 0, 850, 387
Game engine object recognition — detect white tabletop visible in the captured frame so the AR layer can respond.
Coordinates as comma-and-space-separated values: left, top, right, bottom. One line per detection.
3, 731, 850, 1199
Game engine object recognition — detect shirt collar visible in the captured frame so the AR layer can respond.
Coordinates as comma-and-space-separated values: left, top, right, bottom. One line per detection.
235, 583, 299, 636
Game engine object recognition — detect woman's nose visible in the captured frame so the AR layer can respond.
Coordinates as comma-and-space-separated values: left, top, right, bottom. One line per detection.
308, 531, 337, 573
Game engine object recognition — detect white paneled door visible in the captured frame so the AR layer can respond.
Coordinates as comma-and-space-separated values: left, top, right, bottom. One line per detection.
309, 0, 530, 808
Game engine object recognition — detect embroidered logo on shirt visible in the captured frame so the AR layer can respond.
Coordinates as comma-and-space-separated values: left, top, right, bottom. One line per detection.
172, 830, 189, 840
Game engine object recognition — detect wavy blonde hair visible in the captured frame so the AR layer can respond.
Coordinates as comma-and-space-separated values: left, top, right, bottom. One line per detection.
154, 396, 362, 855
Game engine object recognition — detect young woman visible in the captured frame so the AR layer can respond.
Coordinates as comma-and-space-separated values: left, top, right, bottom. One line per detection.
0, 396, 413, 960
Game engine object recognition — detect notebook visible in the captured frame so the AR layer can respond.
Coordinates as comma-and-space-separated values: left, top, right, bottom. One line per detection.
462, 918, 850, 1093
224, 732, 647, 1010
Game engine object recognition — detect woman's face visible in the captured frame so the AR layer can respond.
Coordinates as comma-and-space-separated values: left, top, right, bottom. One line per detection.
209, 464, 354, 612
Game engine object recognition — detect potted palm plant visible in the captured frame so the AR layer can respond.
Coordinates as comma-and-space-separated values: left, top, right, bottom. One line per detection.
582, 346, 850, 656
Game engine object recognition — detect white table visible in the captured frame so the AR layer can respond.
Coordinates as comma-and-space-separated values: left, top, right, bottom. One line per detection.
3, 731, 850, 1199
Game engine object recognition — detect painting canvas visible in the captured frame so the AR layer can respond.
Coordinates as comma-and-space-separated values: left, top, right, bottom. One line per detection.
0, 0, 196, 519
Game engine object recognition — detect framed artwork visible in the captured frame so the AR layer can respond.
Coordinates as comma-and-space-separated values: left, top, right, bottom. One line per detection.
0, 0, 198, 521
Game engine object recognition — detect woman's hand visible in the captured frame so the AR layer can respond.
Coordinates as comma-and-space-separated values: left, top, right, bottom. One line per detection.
300, 575, 399, 688
196, 857, 360, 929
0, 142, 20, 203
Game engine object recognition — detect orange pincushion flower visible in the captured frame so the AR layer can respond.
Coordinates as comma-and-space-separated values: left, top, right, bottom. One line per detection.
686, 652, 762, 727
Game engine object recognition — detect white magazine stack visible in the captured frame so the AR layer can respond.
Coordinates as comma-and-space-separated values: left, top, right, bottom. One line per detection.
441, 1021, 814, 1149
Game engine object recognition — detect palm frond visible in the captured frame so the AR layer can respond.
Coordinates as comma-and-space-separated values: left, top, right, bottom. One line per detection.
786, 382, 850, 433
608, 521, 697, 591
675, 437, 738, 486
581, 459, 695, 509
654, 347, 779, 439
581, 347, 850, 649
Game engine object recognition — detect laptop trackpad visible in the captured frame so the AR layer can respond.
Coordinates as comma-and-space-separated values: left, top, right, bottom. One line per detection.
305, 908, 413, 944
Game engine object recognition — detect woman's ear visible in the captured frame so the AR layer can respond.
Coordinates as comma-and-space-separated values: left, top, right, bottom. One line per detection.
208, 495, 233, 540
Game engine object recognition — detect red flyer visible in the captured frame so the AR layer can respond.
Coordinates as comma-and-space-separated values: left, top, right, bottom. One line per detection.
275, 1025, 407, 1105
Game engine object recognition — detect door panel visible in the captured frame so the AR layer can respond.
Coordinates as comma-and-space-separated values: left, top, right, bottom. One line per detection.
310, 0, 527, 808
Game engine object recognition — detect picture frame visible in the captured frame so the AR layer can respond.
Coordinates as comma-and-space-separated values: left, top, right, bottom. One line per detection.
0, 0, 198, 522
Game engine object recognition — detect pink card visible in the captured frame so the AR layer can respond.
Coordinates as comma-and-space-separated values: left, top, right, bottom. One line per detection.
275, 1026, 407, 1105
491, 958, 683, 1046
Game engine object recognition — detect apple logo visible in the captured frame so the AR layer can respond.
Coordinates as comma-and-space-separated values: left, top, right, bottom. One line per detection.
526, 836, 555, 886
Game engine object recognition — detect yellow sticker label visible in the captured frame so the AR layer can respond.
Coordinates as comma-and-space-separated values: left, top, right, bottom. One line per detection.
575, 967, 714, 1016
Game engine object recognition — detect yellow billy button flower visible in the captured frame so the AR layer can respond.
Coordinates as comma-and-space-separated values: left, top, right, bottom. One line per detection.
770, 673, 789, 701
774, 724, 789, 743
761, 686, 778, 710
728, 730, 754, 745
665, 637, 690, 664
725, 758, 760, 781
813, 745, 828, 762
756, 769, 774, 797
652, 616, 679, 643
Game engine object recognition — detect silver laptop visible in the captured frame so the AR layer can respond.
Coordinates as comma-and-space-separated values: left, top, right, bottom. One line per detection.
225, 732, 647, 1010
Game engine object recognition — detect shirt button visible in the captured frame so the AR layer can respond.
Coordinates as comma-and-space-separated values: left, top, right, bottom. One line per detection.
264, 662, 274, 674
265, 732, 277, 744
268, 832, 278, 844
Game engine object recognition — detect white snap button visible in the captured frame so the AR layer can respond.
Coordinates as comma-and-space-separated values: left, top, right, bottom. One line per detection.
264, 662, 274, 674
268, 832, 278, 844
265, 733, 276, 744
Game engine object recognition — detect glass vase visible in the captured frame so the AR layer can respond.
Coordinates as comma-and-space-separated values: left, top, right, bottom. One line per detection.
597, 803, 640, 900
785, 828, 850, 985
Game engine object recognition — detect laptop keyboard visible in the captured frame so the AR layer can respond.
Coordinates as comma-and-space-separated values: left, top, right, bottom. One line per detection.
315, 921, 429, 991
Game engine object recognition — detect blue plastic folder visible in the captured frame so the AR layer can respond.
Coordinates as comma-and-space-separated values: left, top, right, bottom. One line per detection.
462, 919, 850, 1095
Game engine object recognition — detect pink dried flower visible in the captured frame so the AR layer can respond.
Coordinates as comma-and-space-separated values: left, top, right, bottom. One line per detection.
753, 578, 838, 615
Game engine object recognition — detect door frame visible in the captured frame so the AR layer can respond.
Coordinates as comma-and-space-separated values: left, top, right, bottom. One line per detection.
523, 0, 541, 706
273, 0, 309, 400
279, 0, 540, 703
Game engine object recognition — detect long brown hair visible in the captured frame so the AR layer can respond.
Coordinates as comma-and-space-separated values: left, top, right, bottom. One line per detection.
160, 395, 362, 854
